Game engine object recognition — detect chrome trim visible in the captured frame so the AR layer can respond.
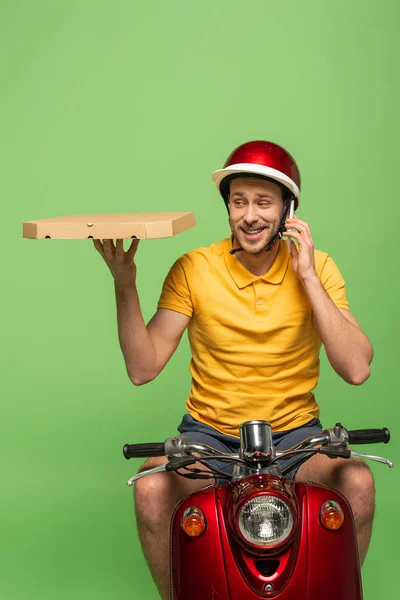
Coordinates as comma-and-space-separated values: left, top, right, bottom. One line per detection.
126, 463, 167, 486
350, 451, 394, 468
239, 421, 274, 462
182, 506, 204, 525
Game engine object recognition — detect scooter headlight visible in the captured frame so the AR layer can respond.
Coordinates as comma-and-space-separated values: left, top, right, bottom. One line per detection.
238, 495, 294, 547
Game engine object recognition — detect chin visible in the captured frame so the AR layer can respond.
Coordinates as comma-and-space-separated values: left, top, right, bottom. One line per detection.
236, 231, 273, 254
241, 242, 265, 255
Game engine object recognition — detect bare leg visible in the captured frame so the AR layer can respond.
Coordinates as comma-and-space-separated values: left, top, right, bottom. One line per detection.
296, 454, 375, 565
134, 457, 212, 600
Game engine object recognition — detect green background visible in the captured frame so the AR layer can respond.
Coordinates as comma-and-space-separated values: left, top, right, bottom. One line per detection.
1, 0, 398, 598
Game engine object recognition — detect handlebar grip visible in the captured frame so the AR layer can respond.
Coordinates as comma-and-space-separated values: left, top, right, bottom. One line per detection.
123, 442, 166, 459
347, 428, 390, 445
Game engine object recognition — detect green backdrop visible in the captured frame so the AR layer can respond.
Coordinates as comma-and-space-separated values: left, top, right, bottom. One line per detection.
1, 0, 398, 598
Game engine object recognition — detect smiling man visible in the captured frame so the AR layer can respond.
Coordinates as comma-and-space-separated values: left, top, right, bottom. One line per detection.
95, 140, 374, 600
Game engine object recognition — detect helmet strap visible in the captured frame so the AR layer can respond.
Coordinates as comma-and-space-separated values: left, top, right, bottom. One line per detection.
229, 244, 243, 255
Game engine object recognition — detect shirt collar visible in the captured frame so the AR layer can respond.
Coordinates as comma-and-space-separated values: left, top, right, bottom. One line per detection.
223, 237, 290, 289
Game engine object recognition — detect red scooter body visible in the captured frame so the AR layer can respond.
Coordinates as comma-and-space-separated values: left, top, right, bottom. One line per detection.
170, 474, 362, 599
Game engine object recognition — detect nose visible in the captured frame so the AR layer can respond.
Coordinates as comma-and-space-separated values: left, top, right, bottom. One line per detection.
243, 205, 259, 225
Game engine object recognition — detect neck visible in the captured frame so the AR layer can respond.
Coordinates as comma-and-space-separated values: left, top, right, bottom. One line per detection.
232, 238, 280, 276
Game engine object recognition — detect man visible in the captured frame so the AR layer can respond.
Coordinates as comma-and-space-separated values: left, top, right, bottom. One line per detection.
94, 141, 374, 600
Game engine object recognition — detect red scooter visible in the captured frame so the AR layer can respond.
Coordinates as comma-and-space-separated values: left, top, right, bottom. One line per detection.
124, 421, 393, 599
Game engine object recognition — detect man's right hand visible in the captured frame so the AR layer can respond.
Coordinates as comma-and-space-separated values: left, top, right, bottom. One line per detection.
93, 238, 140, 286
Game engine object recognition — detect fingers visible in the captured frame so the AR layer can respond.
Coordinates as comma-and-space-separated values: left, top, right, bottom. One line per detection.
283, 230, 302, 243
115, 239, 124, 263
93, 239, 106, 259
126, 238, 140, 260
288, 238, 298, 259
93, 238, 140, 264
286, 218, 309, 234
103, 239, 116, 260
286, 216, 308, 227
285, 217, 314, 246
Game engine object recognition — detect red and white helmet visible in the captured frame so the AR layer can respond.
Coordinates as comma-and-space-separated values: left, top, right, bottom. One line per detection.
212, 140, 301, 209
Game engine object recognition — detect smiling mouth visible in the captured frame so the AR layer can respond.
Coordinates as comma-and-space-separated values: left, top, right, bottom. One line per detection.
240, 227, 267, 238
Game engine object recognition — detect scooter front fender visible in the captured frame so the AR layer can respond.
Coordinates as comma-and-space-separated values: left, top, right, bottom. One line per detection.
170, 480, 362, 600
170, 485, 230, 600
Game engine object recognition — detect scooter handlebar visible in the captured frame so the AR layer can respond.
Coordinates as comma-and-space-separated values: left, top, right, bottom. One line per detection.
123, 442, 166, 459
122, 428, 391, 460
347, 428, 390, 445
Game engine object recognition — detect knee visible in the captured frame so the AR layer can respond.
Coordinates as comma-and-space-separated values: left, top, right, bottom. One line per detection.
335, 460, 375, 518
134, 457, 167, 503
134, 458, 170, 524
343, 460, 375, 495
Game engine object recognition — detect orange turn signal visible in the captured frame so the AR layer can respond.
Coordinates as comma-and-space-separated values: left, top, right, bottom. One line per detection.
320, 500, 344, 531
182, 507, 207, 538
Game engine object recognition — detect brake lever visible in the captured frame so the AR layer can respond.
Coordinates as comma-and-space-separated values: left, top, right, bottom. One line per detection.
350, 451, 394, 468
127, 463, 168, 486
316, 446, 394, 468
126, 456, 198, 486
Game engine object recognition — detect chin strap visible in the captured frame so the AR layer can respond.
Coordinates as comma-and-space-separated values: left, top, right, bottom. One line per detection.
229, 200, 292, 256
229, 246, 244, 255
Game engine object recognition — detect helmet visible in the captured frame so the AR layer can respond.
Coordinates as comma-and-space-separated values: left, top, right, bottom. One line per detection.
212, 140, 301, 210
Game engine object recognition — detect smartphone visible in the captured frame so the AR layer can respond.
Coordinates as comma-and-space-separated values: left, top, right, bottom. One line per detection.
286, 199, 295, 252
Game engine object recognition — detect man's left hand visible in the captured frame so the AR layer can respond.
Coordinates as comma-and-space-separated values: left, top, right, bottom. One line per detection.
284, 217, 317, 282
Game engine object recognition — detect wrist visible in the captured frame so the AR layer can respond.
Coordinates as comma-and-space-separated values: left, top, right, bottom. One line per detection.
299, 271, 320, 288
114, 276, 137, 293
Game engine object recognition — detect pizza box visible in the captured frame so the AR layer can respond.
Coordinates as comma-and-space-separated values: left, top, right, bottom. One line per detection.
22, 212, 196, 239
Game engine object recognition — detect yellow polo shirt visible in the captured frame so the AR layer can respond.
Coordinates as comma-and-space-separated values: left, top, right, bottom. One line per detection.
158, 238, 349, 437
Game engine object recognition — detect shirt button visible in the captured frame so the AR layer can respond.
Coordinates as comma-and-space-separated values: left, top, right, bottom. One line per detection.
257, 299, 263, 305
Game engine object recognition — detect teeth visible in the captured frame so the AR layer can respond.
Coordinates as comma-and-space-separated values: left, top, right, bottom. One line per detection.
243, 228, 264, 234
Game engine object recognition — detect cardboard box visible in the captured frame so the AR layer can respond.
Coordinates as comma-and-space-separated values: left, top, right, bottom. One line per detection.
23, 212, 196, 239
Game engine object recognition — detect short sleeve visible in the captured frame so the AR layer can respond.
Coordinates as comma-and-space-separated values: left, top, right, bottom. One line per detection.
157, 255, 193, 318
318, 254, 350, 311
